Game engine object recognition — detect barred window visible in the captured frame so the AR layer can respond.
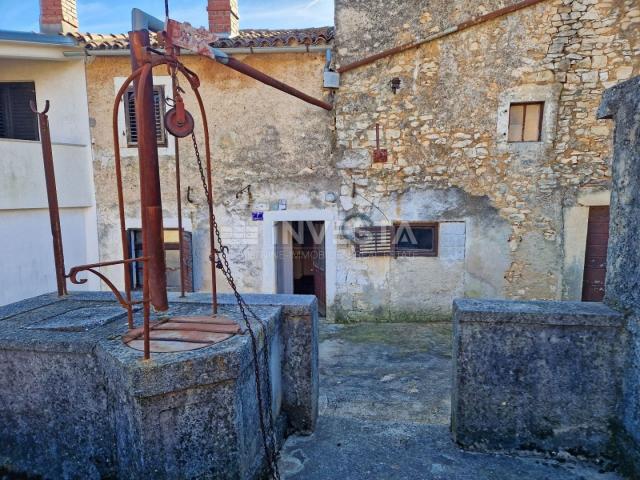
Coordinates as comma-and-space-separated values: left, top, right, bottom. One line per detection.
355, 223, 439, 258
124, 86, 167, 147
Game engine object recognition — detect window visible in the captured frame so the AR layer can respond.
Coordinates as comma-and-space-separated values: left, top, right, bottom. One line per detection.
128, 228, 193, 291
124, 86, 167, 147
0, 82, 39, 141
508, 102, 543, 142
355, 226, 393, 257
355, 223, 439, 258
393, 222, 438, 257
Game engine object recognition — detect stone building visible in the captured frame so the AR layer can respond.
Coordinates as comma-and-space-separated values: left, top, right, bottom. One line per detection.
331, 0, 639, 321
15, 0, 638, 322
63, 1, 336, 314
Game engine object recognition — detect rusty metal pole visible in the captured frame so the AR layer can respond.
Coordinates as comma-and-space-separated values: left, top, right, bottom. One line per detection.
30, 100, 68, 297
129, 30, 169, 311
170, 54, 187, 298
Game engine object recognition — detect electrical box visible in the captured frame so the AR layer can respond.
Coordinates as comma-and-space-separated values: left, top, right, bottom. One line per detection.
324, 71, 340, 89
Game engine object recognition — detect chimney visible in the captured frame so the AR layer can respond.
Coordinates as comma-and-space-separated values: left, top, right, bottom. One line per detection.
207, 0, 239, 38
40, 0, 78, 34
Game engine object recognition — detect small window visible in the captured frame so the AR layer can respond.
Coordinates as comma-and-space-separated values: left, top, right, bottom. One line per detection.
0, 82, 39, 141
124, 86, 167, 147
128, 228, 193, 292
508, 102, 543, 142
354, 223, 439, 258
393, 222, 438, 257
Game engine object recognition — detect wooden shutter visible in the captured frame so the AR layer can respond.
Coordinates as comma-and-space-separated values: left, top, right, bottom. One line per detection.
355, 226, 393, 257
125, 86, 166, 147
0, 83, 38, 141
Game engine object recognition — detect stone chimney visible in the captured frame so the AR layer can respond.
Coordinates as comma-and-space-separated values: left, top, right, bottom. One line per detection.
207, 0, 239, 38
40, 0, 78, 34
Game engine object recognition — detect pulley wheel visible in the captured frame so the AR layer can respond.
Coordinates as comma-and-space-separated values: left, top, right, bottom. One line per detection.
164, 107, 195, 138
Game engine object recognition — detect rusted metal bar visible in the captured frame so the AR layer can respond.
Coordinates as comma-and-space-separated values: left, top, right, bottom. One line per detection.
30, 100, 67, 297
130, 30, 169, 312
68, 256, 152, 359
112, 66, 145, 328
171, 64, 187, 298
337, 0, 548, 74
165, 19, 333, 111
222, 56, 333, 111
189, 81, 219, 314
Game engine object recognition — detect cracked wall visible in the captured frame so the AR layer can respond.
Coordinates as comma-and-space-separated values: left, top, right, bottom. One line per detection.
85, 53, 336, 294
333, 0, 639, 320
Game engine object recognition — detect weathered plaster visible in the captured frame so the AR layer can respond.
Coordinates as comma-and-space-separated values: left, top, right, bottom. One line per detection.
85, 53, 336, 297
332, 0, 639, 319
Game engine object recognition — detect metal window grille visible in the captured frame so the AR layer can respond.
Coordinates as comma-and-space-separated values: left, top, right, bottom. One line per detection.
354, 226, 393, 257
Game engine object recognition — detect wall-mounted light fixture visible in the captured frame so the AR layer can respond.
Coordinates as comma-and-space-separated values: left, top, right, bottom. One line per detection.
390, 77, 401, 94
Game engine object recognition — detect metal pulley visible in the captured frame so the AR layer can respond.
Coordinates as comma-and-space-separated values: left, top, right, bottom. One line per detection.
164, 93, 194, 138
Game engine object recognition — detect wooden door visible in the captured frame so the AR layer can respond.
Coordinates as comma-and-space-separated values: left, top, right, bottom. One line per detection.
582, 206, 610, 302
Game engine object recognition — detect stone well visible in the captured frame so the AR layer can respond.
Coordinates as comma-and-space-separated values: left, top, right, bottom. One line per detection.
0, 291, 318, 480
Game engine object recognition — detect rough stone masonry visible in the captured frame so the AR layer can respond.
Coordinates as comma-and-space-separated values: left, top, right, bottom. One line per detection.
598, 75, 640, 478
332, 0, 639, 321
451, 74, 640, 476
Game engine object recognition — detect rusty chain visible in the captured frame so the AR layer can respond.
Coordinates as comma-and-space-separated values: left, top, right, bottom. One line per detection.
190, 131, 281, 480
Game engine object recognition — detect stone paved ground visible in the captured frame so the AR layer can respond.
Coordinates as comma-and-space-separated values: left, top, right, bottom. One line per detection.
279, 322, 622, 480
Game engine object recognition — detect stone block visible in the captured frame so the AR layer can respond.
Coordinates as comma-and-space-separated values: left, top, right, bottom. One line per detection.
0, 292, 319, 479
452, 299, 625, 456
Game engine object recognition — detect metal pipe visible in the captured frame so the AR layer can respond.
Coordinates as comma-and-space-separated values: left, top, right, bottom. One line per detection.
131, 8, 164, 33
172, 72, 187, 298
130, 31, 169, 312
211, 48, 333, 111
337, 0, 548, 73
30, 100, 67, 297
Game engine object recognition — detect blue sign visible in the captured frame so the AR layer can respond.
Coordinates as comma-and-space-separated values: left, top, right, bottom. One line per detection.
252, 211, 264, 222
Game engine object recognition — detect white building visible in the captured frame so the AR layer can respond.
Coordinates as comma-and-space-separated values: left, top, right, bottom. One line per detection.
0, 30, 99, 305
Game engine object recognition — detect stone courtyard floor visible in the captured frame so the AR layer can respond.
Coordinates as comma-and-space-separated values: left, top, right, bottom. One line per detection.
279, 322, 622, 480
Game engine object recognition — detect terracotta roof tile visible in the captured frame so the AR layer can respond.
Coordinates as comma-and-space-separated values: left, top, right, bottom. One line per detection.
67, 27, 334, 50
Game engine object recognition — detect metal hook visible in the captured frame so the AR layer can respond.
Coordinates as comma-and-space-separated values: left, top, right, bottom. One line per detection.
29, 99, 50, 115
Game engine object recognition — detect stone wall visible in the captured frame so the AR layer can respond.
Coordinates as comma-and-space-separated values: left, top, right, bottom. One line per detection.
85, 53, 336, 295
451, 298, 625, 457
333, 0, 639, 320
597, 76, 640, 477
0, 292, 319, 479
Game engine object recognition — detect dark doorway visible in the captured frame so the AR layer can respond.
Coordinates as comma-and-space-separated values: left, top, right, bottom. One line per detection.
582, 206, 610, 302
276, 221, 326, 316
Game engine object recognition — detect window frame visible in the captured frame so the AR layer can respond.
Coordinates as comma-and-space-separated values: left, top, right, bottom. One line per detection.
507, 101, 544, 143
0, 81, 39, 141
354, 222, 440, 258
124, 85, 167, 148
392, 222, 439, 258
